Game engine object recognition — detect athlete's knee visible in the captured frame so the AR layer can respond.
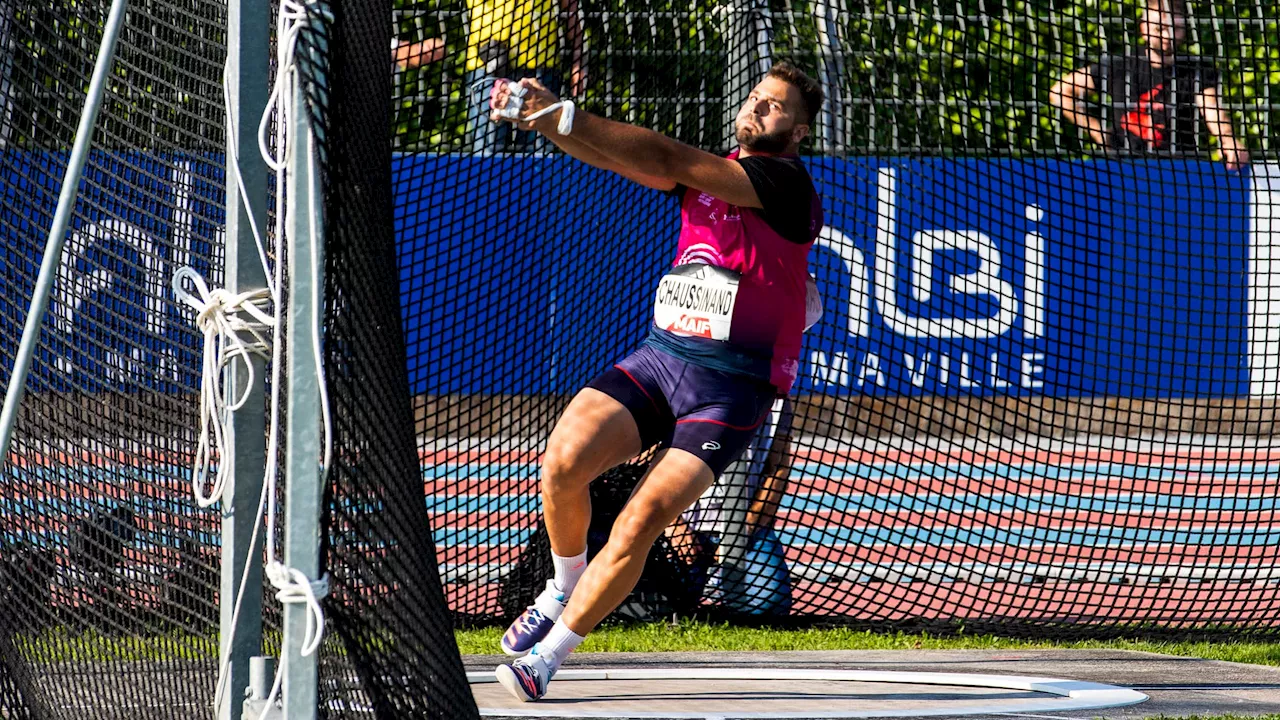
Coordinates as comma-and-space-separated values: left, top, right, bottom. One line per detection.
608, 499, 678, 552
540, 440, 593, 496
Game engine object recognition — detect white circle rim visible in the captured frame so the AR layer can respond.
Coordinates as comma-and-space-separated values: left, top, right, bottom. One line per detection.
470, 667, 1148, 718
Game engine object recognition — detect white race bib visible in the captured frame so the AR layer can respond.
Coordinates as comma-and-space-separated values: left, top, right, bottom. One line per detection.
653, 264, 740, 341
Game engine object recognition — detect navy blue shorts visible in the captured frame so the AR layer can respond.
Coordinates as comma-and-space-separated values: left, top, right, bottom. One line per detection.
587, 344, 777, 478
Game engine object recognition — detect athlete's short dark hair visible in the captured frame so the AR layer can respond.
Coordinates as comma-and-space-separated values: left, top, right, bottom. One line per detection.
766, 61, 824, 126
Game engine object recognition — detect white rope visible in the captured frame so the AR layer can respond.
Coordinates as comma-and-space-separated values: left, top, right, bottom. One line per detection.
267, 562, 330, 656
172, 268, 274, 508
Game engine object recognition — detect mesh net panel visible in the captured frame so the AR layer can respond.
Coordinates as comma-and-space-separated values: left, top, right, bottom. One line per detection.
393, 0, 1280, 636
310, 0, 478, 716
0, 0, 227, 716
4, 0, 1280, 714
0, 0, 476, 717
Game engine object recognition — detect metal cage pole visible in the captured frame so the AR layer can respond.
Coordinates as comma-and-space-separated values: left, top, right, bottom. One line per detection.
220, 0, 272, 717
0, 0, 129, 466
815, 0, 847, 155
281, 18, 329, 720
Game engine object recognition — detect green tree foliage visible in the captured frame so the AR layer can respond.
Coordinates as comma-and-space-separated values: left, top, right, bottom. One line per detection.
395, 0, 1279, 157
393, 0, 730, 151
5, 0, 1271, 155
6, 0, 225, 150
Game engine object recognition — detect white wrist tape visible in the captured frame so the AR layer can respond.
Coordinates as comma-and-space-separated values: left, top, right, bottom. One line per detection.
557, 100, 575, 135
523, 100, 575, 135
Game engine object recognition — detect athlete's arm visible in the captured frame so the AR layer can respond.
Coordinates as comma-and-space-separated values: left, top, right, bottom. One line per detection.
569, 112, 763, 208
1049, 65, 1108, 147
500, 79, 763, 207
1196, 85, 1250, 171
544, 132, 677, 191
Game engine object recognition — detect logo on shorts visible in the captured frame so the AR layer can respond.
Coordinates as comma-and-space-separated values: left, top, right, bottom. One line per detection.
701, 441, 721, 451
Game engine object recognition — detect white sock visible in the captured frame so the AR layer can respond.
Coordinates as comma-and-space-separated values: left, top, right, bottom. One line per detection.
535, 620, 585, 673
551, 550, 588, 597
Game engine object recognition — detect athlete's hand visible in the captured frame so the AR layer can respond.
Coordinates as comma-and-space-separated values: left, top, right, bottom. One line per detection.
490, 78, 563, 133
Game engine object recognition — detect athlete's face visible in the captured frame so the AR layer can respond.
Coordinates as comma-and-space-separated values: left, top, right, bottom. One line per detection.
1141, 8, 1186, 58
734, 77, 810, 153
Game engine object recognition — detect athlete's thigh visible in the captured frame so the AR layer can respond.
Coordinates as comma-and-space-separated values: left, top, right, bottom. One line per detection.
544, 387, 645, 482
621, 448, 717, 530
669, 387, 776, 479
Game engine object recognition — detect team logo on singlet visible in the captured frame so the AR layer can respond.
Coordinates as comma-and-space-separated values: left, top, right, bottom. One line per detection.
676, 243, 723, 267
781, 358, 800, 382
709, 208, 741, 223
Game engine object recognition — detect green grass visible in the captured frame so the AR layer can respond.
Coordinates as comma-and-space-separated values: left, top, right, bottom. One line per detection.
456, 618, 1280, 666
13, 626, 223, 663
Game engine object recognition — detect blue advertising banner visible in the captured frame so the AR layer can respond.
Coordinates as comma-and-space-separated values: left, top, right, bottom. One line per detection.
394, 156, 1251, 398
0, 152, 223, 392
801, 159, 1250, 397
0, 152, 1251, 398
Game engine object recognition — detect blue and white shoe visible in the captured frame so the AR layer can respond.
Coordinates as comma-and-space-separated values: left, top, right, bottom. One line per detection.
501, 581, 566, 657
495, 648, 555, 702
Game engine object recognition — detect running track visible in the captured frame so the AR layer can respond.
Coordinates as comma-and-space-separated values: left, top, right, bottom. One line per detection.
424, 441, 1280, 625
6, 440, 1280, 627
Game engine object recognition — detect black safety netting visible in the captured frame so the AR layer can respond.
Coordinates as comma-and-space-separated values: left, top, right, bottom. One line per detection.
393, 0, 1280, 638
7, 0, 1280, 715
0, 0, 228, 717
0, 0, 474, 718
307, 0, 478, 717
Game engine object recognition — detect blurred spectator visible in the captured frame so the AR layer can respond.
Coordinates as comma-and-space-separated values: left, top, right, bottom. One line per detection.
71, 505, 137, 580
70, 505, 137, 628
161, 536, 217, 632
1049, 0, 1248, 170
0, 539, 55, 630
395, 0, 586, 154
394, 37, 445, 68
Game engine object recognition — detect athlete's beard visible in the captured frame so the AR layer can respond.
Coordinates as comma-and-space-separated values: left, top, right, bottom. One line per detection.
736, 122, 792, 153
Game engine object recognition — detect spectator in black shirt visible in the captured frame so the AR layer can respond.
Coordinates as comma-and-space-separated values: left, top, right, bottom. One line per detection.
1049, 0, 1248, 170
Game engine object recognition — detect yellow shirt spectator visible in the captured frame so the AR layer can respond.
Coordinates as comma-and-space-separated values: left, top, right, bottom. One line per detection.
466, 0, 561, 73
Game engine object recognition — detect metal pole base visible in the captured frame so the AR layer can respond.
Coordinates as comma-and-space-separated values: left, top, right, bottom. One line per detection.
242, 656, 282, 720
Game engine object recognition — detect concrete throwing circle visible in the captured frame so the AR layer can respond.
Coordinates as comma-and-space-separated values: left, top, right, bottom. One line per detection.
469, 667, 1148, 718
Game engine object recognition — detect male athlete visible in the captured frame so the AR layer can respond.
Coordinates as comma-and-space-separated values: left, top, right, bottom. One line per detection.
488, 61, 825, 702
